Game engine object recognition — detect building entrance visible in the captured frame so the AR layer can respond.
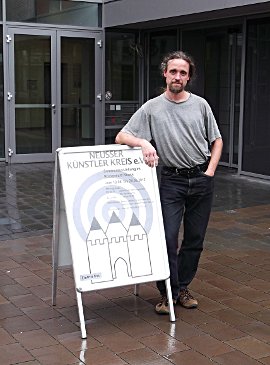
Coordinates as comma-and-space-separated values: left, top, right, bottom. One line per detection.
6, 26, 102, 163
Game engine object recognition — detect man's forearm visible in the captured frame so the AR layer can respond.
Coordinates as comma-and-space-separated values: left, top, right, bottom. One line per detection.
115, 131, 145, 147
207, 138, 223, 176
115, 131, 159, 168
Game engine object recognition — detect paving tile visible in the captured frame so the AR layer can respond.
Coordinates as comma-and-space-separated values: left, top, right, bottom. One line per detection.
116, 317, 162, 338
95, 331, 145, 354
0, 273, 16, 286
46, 292, 77, 308
197, 319, 246, 341
37, 316, 79, 336
13, 329, 57, 350
138, 333, 189, 356
231, 287, 270, 303
30, 344, 79, 365
245, 279, 270, 293
250, 310, 270, 325
237, 321, 270, 342
28, 284, 53, 300
0, 283, 31, 298
156, 319, 204, 341
226, 336, 270, 359
168, 349, 218, 365
10, 293, 48, 309
174, 307, 217, 326
58, 305, 97, 323
83, 292, 118, 310
15, 274, 48, 288
260, 356, 270, 365
0, 315, 40, 334
0, 343, 33, 364
0, 302, 24, 319
79, 346, 128, 365
112, 294, 154, 312
221, 296, 264, 314
58, 332, 102, 351
210, 308, 255, 327
6, 267, 33, 278
94, 306, 138, 326
0, 328, 16, 345
22, 306, 62, 321
192, 294, 227, 313
119, 347, 168, 365
193, 284, 235, 302
213, 349, 264, 364
182, 334, 233, 357
85, 317, 122, 337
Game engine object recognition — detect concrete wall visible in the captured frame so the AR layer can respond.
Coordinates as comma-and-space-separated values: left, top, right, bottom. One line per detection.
104, 0, 270, 28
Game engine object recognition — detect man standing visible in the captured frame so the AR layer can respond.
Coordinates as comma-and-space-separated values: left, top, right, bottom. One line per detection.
115, 51, 223, 314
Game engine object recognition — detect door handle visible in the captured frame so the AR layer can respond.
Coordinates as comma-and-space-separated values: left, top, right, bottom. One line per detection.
51, 104, 56, 114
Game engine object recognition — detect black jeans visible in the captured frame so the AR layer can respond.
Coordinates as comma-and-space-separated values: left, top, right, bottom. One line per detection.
157, 166, 214, 300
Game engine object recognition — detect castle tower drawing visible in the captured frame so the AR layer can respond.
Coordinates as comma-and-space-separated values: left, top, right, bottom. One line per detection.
86, 212, 152, 285
105, 212, 131, 279
86, 217, 113, 283
127, 213, 152, 277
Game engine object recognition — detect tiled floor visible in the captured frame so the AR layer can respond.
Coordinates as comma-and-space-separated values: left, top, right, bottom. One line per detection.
0, 162, 270, 365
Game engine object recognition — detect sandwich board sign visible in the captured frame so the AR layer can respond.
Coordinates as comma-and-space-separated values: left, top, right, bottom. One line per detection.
52, 144, 175, 338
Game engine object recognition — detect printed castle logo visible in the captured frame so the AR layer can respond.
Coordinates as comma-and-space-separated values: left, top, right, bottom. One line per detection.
86, 212, 152, 284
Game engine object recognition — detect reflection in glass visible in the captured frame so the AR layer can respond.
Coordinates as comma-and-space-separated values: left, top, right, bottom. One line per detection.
106, 32, 139, 101
15, 35, 52, 154
105, 128, 120, 145
148, 30, 177, 99
7, 0, 101, 27
61, 37, 95, 147
233, 34, 242, 165
204, 29, 241, 165
243, 19, 270, 176
0, 26, 4, 158
205, 34, 230, 163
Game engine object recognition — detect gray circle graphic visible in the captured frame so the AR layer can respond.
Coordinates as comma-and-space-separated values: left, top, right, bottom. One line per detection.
73, 170, 153, 240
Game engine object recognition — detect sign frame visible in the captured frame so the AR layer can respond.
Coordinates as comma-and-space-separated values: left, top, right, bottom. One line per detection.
52, 145, 175, 338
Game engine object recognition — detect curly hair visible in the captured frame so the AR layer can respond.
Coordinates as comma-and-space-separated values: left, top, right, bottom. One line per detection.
160, 51, 196, 82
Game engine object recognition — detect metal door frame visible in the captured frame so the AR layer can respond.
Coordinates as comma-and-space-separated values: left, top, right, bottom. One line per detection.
5, 26, 103, 163
6, 26, 57, 163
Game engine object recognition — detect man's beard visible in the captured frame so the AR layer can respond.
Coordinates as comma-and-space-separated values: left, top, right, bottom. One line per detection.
168, 83, 184, 94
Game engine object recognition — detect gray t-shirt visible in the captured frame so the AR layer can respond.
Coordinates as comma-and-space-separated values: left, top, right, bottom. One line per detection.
121, 93, 222, 169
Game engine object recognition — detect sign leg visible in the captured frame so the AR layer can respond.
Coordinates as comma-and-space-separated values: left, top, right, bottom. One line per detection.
134, 284, 139, 296
76, 291, 87, 339
52, 152, 61, 306
165, 278, 176, 322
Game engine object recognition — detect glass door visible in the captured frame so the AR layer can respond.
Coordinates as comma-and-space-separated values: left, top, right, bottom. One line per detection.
204, 29, 242, 167
7, 28, 56, 163
6, 27, 102, 163
58, 31, 102, 148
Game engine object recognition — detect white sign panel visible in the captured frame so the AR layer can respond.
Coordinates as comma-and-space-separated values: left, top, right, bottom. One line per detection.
58, 144, 169, 292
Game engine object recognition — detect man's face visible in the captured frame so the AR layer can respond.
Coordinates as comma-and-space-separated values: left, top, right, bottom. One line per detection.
164, 59, 190, 94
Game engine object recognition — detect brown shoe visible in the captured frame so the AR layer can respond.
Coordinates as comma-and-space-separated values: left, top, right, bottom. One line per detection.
155, 296, 177, 315
178, 289, 198, 309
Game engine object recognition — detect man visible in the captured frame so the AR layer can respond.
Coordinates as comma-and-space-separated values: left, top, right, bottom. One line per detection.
115, 51, 223, 314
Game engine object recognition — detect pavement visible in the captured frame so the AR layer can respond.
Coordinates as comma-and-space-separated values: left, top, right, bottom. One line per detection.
0, 162, 270, 365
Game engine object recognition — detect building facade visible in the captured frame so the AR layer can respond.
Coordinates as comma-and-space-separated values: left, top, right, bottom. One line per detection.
1, 0, 270, 179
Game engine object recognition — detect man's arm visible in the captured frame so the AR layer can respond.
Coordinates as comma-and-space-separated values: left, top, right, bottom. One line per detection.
205, 137, 223, 176
115, 131, 159, 167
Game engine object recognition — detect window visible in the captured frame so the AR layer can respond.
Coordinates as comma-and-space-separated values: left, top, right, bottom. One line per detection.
243, 18, 270, 176
7, 0, 101, 27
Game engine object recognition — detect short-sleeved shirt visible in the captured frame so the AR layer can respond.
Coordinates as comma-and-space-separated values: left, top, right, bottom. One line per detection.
121, 93, 222, 169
